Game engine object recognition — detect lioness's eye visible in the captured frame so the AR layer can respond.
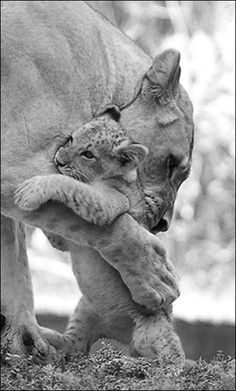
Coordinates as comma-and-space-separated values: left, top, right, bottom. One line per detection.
167, 154, 189, 178
67, 135, 73, 144
81, 150, 95, 159
167, 155, 178, 177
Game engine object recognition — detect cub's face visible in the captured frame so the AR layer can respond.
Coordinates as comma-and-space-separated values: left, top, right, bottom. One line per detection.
54, 118, 148, 184
54, 137, 118, 184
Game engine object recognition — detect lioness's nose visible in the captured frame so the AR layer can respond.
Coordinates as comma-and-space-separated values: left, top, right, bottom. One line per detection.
155, 209, 173, 232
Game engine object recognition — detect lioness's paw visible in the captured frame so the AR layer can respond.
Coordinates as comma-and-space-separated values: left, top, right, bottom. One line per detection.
1, 315, 57, 364
151, 236, 180, 306
14, 177, 48, 211
129, 236, 180, 312
149, 263, 180, 309
134, 285, 166, 314
31, 337, 57, 365
21, 327, 51, 363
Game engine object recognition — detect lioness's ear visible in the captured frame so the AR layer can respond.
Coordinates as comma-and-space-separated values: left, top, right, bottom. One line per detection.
144, 49, 181, 104
114, 140, 149, 170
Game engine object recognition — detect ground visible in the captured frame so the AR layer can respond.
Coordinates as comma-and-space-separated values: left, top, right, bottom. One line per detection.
1, 343, 235, 390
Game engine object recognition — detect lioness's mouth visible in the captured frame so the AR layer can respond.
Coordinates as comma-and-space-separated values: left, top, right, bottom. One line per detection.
144, 189, 171, 233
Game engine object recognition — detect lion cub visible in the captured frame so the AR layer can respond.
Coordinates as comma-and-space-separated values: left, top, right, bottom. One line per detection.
15, 118, 184, 366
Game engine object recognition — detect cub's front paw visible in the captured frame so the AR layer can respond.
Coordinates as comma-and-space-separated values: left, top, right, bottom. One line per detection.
14, 176, 48, 211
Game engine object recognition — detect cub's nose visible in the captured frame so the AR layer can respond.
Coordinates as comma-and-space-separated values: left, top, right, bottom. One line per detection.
54, 148, 69, 167
55, 159, 67, 167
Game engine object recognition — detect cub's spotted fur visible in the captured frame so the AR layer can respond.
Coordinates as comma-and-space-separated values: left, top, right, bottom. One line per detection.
15, 117, 184, 366
15, 118, 149, 225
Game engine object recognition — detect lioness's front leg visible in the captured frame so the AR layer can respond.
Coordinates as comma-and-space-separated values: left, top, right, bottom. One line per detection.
1, 215, 55, 362
14, 175, 179, 312
97, 213, 180, 311
2, 197, 178, 358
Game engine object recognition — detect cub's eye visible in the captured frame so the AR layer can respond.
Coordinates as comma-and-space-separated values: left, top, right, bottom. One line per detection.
81, 150, 95, 159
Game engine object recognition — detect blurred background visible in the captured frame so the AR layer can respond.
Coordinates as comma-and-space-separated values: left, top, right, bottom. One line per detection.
27, 1, 235, 360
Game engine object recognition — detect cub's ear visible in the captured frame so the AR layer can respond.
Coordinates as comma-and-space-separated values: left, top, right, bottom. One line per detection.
113, 140, 149, 170
144, 49, 181, 103
97, 105, 121, 122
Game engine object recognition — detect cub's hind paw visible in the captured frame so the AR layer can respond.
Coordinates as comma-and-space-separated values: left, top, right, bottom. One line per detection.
14, 177, 47, 211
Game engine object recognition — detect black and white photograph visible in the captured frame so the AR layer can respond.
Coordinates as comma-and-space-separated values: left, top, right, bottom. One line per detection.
1, 1, 235, 390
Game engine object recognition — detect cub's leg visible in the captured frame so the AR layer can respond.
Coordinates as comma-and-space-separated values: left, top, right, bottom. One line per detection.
14, 175, 129, 226
131, 310, 185, 369
1, 215, 54, 361
41, 296, 103, 354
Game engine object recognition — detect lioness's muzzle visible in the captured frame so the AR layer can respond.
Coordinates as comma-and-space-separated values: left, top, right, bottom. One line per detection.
151, 209, 173, 233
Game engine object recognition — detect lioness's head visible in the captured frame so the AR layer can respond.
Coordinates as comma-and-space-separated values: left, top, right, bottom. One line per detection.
112, 49, 194, 234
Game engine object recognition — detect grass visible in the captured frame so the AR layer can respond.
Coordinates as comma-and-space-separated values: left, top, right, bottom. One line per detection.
1, 343, 235, 390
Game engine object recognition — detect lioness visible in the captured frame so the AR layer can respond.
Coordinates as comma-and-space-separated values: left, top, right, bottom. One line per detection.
1, 1, 193, 358
15, 117, 184, 365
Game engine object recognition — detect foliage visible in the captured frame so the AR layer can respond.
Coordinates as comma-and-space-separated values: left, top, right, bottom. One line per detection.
1, 343, 235, 390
